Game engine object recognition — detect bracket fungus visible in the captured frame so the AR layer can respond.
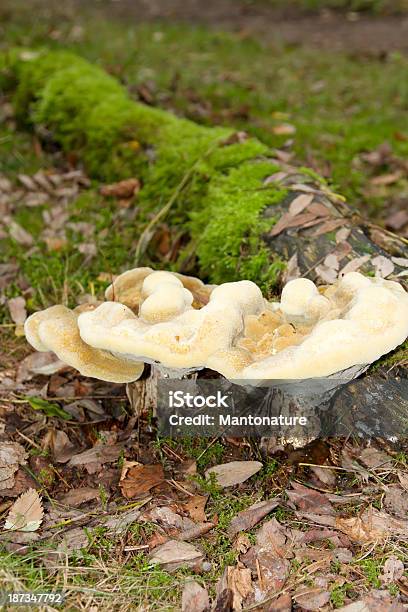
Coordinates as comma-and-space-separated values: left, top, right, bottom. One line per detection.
24, 269, 408, 385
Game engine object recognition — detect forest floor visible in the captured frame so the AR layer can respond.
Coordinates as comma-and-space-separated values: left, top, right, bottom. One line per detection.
0, 1, 407, 610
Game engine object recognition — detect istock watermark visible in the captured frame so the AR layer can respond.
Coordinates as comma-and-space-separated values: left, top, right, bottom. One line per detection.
157, 376, 408, 440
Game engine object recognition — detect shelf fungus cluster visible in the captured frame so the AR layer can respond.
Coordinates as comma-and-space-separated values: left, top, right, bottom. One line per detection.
24, 269, 408, 384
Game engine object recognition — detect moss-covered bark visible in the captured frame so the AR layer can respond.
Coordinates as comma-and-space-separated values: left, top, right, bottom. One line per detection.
1, 48, 407, 296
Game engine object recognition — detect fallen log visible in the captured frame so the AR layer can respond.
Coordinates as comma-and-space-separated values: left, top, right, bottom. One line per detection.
2, 49, 407, 443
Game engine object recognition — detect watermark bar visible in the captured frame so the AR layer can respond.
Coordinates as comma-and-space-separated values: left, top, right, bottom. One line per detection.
157, 376, 408, 440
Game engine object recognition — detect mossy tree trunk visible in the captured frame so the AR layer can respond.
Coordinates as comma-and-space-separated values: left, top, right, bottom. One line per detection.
2, 49, 407, 442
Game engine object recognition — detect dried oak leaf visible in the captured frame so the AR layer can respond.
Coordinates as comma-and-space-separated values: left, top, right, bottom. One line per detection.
4, 489, 43, 532
184, 495, 208, 523
335, 507, 408, 544
120, 462, 164, 499
181, 580, 210, 612
228, 498, 279, 538
149, 540, 204, 572
205, 461, 262, 488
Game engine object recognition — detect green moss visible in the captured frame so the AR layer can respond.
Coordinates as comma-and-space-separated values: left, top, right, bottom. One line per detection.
192, 160, 287, 290
2, 48, 285, 287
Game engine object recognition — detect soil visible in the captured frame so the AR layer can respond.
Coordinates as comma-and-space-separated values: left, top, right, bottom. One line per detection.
89, 0, 408, 55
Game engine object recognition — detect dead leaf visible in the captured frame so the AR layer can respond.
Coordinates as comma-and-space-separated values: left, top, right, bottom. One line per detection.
56, 527, 88, 556
50, 430, 77, 463
68, 443, 124, 474
181, 580, 210, 612
179, 522, 215, 541
0, 442, 28, 490
4, 489, 43, 532
338, 589, 405, 612
184, 495, 208, 523
228, 499, 279, 538
8, 220, 34, 246
336, 227, 351, 243
149, 540, 204, 572
288, 194, 314, 216
294, 587, 330, 611
359, 447, 393, 470
18, 174, 37, 190
335, 507, 408, 543
386, 210, 408, 231
272, 123, 296, 135
104, 507, 143, 534
58, 487, 100, 508
120, 462, 164, 498
384, 486, 407, 519
311, 217, 346, 237
17, 351, 66, 384
370, 172, 402, 186
100, 178, 140, 199
380, 556, 404, 585
7, 296, 27, 327
371, 255, 395, 278
205, 461, 262, 488
339, 255, 371, 276
282, 251, 301, 284
392, 256, 408, 267
286, 482, 334, 515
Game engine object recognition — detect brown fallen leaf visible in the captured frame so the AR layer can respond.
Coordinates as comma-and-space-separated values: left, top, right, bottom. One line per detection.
147, 506, 195, 531
184, 495, 208, 523
359, 447, 393, 470
4, 489, 43, 532
386, 210, 408, 231
339, 255, 371, 276
179, 522, 215, 541
120, 462, 164, 499
7, 296, 27, 329
241, 518, 291, 596
56, 527, 88, 556
338, 589, 405, 612
272, 123, 296, 135
228, 498, 279, 538
383, 486, 407, 519
294, 587, 330, 611
263, 592, 292, 611
104, 507, 143, 534
371, 255, 395, 278
149, 540, 204, 572
286, 482, 334, 515
269, 211, 324, 238
51, 430, 78, 463
8, 220, 34, 246
0, 442, 28, 490
311, 217, 346, 237
100, 178, 140, 199
216, 566, 253, 611
58, 487, 100, 508
380, 556, 404, 585
335, 507, 408, 543
370, 172, 402, 186
181, 580, 210, 612
17, 351, 66, 384
205, 461, 262, 488
68, 443, 124, 475
288, 194, 314, 216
